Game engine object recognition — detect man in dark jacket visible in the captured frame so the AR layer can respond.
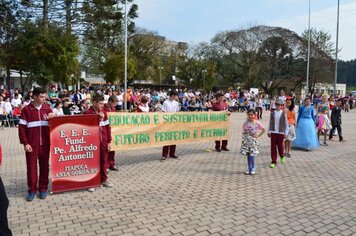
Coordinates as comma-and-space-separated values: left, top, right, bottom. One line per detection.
329, 99, 344, 141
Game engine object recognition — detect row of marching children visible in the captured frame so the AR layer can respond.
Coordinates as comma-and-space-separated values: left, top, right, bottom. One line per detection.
240, 95, 344, 175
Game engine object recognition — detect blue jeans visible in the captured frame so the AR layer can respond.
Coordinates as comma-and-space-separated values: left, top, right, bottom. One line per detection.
247, 155, 256, 173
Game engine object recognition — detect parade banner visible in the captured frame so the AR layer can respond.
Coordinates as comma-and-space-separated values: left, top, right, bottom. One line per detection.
50, 115, 101, 193
108, 111, 230, 151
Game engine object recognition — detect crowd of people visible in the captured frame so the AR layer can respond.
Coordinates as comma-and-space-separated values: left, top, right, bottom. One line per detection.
0, 86, 354, 127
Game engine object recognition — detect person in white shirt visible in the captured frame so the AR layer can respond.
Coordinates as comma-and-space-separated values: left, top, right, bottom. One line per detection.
52, 101, 64, 116
278, 90, 286, 104
11, 94, 22, 108
267, 99, 289, 168
0, 97, 6, 129
161, 90, 180, 161
3, 98, 12, 116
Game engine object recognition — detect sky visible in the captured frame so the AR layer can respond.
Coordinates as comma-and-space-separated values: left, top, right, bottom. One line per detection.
133, 0, 356, 60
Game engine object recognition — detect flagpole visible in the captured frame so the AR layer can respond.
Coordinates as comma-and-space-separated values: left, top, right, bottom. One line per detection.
334, 0, 340, 96
124, 0, 128, 111
306, 0, 311, 97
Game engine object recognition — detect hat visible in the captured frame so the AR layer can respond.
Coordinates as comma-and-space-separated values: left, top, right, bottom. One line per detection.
275, 99, 284, 105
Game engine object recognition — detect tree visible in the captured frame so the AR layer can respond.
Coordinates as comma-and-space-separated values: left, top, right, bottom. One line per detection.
177, 43, 217, 90
302, 28, 335, 94
258, 36, 293, 95
81, 0, 138, 84
129, 28, 166, 82
15, 21, 80, 87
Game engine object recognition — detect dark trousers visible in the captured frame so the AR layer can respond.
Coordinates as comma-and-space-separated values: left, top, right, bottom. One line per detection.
162, 145, 176, 157
25, 145, 50, 193
100, 145, 109, 182
0, 177, 12, 236
108, 151, 116, 168
215, 140, 228, 150
256, 107, 263, 119
329, 122, 343, 141
270, 133, 285, 164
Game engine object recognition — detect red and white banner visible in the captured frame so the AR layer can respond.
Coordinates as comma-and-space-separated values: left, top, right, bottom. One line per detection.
50, 115, 101, 193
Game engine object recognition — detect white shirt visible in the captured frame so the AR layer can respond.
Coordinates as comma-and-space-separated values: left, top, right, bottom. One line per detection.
104, 94, 110, 104
11, 98, 22, 108
53, 108, 64, 116
138, 104, 150, 112
162, 99, 180, 112
3, 101, 12, 114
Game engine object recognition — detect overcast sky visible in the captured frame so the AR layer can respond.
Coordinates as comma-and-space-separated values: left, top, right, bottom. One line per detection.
133, 0, 356, 60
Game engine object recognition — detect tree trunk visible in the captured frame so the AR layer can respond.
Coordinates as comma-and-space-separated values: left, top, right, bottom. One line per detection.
6, 67, 10, 89
43, 0, 49, 28
65, 0, 72, 33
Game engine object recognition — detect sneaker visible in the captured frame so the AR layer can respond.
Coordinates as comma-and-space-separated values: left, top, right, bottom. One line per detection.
160, 157, 168, 162
250, 171, 256, 175
26, 192, 36, 202
281, 157, 286, 164
88, 188, 95, 192
215, 148, 221, 152
245, 171, 250, 175
221, 148, 229, 151
102, 181, 114, 188
269, 163, 276, 168
109, 166, 119, 171
169, 155, 179, 159
323, 142, 328, 146
39, 191, 48, 199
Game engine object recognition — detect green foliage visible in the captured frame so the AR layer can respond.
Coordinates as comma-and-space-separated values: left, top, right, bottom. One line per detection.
82, 0, 138, 83
338, 60, 356, 86
102, 50, 136, 84
15, 21, 80, 86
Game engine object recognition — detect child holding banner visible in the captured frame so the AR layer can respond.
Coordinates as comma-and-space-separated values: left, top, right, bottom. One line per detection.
84, 94, 113, 191
212, 93, 229, 152
240, 109, 265, 175
104, 95, 119, 172
18, 87, 54, 201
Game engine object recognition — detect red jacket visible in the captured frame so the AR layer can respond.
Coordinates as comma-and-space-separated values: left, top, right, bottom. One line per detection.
104, 104, 116, 113
84, 106, 112, 144
212, 101, 228, 111
18, 102, 52, 146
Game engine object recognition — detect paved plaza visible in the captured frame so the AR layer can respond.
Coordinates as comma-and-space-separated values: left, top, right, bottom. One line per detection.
1, 110, 355, 236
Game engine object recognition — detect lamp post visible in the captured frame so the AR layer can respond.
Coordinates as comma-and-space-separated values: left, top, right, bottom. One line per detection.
158, 66, 163, 85
334, 0, 340, 96
202, 69, 207, 90
123, 0, 128, 111
306, 0, 311, 97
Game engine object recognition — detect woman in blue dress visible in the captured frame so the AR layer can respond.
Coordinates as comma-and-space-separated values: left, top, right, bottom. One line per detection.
292, 97, 319, 150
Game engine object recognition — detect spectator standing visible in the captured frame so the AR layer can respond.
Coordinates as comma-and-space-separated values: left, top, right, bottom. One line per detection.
212, 93, 230, 152
160, 90, 180, 161
48, 85, 59, 108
